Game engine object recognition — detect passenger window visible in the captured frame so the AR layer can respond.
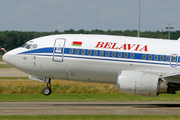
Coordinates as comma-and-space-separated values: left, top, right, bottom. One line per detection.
118, 52, 122, 58
112, 52, 116, 57
75, 49, 79, 54
124, 53, 128, 58
154, 55, 158, 61
130, 53, 134, 59
148, 55, 152, 60
94, 50, 98, 56
142, 54, 146, 59
166, 56, 170, 61
100, 51, 104, 56
81, 49, 85, 55
160, 56, 164, 61
106, 51, 110, 57
87, 50, 91, 55
69, 49, 73, 54
25, 44, 32, 49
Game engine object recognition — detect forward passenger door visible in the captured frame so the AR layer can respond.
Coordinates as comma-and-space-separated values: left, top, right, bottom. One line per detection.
53, 38, 66, 62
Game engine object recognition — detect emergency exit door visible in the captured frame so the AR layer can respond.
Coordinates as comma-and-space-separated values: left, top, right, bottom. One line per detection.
170, 54, 178, 67
53, 38, 66, 62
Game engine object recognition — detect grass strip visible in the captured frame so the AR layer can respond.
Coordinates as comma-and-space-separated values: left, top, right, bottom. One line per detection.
0, 80, 119, 94
0, 115, 180, 120
0, 56, 3, 61
0, 79, 180, 101
0, 77, 28, 79
0, 93, 180, 102
0, 64, 13, 68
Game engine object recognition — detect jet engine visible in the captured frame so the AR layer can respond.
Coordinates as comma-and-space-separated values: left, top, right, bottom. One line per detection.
114, 70, 174, 97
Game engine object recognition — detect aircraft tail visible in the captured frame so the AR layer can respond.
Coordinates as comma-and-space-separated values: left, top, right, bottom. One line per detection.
0, 48, 7, 53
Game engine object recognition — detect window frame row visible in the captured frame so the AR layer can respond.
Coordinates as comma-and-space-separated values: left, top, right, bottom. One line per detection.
69, 48, 173, 62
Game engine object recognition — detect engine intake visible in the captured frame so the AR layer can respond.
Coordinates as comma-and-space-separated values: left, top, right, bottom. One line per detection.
114, 71, 170, 96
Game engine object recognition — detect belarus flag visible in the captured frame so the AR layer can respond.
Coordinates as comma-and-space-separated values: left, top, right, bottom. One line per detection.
72, 41, 82, 46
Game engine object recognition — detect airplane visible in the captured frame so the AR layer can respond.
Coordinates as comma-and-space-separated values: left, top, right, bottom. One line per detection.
0, 48, 6, 53
2, 34, 180, 96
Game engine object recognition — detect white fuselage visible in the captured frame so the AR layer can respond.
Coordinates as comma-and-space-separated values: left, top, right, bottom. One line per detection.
3, 34, 180, 84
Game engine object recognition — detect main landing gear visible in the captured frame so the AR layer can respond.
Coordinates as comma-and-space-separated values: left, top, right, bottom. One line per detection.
43, 79, 52, 95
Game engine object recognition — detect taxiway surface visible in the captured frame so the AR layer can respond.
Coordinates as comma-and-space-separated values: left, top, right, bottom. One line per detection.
0, 68, 28, 77
0, 102, 180, 115
0, 62, 28, 77
0, 62, 179, 115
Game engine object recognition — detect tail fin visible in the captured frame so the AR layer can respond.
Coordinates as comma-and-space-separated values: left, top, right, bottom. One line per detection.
0, 48, 7, 53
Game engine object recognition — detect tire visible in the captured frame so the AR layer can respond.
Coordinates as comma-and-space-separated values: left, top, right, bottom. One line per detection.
43, 87, 52, 95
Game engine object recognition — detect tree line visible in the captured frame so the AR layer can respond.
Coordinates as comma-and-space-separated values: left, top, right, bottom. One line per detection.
0, 29, 180, 51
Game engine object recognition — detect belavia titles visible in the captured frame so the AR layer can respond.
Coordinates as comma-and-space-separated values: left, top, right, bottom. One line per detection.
95, 42, 148, 52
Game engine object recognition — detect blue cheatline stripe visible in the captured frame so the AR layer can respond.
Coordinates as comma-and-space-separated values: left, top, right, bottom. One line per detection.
18, 47, 179, 66
19, 47, 53, 54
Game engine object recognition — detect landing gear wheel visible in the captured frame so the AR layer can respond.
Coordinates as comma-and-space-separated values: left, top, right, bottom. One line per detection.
43, 87, 52, 95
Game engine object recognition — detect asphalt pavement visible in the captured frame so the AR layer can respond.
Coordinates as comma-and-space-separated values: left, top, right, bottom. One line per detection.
0, 102, 180, 115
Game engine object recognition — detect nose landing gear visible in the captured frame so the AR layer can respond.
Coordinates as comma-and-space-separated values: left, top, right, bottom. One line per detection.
43, 83, 52, 95
43, 79, 52, 95
29, 75, 52, 95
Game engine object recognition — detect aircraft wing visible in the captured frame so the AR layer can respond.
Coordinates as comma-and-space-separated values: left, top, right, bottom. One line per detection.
162, 72, 180, 78
162, 72, 180, 84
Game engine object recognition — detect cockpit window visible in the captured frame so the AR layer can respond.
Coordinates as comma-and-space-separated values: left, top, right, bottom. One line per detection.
21, 43, 28, 48
31, 44, 38, 49
25, 44, 32, 49
22, 43, 37, 50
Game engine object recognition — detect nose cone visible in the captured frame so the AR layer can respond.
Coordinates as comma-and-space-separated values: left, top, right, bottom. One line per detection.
2, 52, 15, 66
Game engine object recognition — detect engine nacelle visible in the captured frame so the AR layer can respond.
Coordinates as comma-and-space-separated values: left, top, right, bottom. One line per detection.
114, 71, 168, 97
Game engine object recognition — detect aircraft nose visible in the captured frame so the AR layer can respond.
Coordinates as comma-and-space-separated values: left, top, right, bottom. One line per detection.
2, 52, 15, 66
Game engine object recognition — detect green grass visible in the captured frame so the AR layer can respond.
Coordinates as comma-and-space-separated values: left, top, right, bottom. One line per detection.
0, 55, 3, 61
0, 80, 119, 94
0, 79, 180, 101
0, 93, 180, 102
0, 115, 180, 120
0, 77, 28, 79
0, 64, 13, 68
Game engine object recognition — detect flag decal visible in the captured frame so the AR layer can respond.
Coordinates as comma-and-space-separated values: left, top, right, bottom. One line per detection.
72, 41, 82, 46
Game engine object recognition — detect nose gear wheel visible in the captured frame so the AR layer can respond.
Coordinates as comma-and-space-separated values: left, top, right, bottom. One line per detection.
43, 81, 52, 95
43, 86, 52, 95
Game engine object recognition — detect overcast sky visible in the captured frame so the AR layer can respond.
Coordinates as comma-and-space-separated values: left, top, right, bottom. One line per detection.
0, 0, 179, 32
